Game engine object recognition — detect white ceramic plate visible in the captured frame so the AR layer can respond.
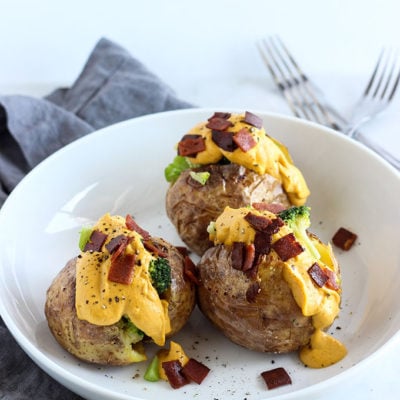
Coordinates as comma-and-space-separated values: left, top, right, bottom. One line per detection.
1, 109, 400, 400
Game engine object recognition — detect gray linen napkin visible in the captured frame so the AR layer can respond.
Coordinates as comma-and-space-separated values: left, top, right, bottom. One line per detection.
0, 37, 192, 399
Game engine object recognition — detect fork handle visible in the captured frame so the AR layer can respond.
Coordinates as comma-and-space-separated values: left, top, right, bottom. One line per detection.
353, 131, 400, 170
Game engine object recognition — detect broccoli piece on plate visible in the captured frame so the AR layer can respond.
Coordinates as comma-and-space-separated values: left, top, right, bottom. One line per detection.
278, 205, 320, 260
149, 257, 172, 295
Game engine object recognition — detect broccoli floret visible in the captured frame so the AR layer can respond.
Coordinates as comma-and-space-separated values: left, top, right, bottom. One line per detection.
149, 257, 172, 295
278, 205, 320, 260
119, 316, 144, 344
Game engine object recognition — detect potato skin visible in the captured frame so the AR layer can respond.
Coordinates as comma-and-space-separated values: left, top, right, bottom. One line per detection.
197, 244, 314, 353
45, 239, 195, 365
166, 164, 291, 256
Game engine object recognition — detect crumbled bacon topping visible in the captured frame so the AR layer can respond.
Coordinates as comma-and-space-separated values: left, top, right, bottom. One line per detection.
108, 235, 136, 285
143, 240, 168, 258
177, 134, 206, 157
252, 202, 287, 214
181, 358, 210, 385
125, 214, 150, 240
105, 234, 129, 254
243, 111, 263, 128
261, 367, 292, 390
233, 128, 257, 152
183, 255, 201, 285
244, 212, 272, 232
272, 233, 304, 261
308, 262, 330, 288
162, 360, 188, 389
211, 130, 237, 152
323, 268, 340, 291
206, 117, 234, 131
332, 227, 357, 250
83, 230, 108, 252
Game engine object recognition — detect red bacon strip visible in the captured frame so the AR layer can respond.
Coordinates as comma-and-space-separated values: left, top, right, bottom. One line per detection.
261, 367, 292, 390
242, 243, 256, 271
308, 262, 329, 288
244, 212, 272, 232
323, 268, 340, 291
105, 234, 129, 254
332, 227, 357, 250
162, 360, 188, 389
181, 358, 210, 385
108, 252, 136, 285
83, 230, 108, 252
177, 134, 206, 157
252, 202, 287, 214
243, 111, 263, 128
272, 233, 304, 261
211, 130, 237, 152
143, 240, 168, 258
233, 128, 257, 152
125, 214, 151, 240
206, 117, 234, 131
183, 255, 201, 285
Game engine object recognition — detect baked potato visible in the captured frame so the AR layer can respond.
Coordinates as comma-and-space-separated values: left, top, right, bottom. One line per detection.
45, 214, 196, 365
196, 205, 343, 357
165, 111, 310, 256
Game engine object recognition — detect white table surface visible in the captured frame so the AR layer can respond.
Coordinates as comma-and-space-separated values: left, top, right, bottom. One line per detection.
1, 1, 399, 399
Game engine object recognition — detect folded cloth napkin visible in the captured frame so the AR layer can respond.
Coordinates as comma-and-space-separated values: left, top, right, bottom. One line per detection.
0, 37, 192, 400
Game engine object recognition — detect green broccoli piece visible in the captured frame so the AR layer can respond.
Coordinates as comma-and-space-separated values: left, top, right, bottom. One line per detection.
144, 355, 160, 382
278, 205, 320, 260
119, 316, 144, 344
148, 257, 172, 295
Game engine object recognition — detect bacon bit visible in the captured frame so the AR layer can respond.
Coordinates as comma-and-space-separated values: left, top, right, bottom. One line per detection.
125, 214, 151, 240
243, 111, 263, 128
233, 128, 257, 152
254, 232, 272, 255
245, 260, 260, 280
143, 240, 168, 258
108, 252, 136, 285
181, 358, 210, 384
207, 112, 231, 120
177, 134, 206, 157
206, 117, 234, 131
272, 233, 304, 261
244, 212, 272, 232
246, 281, 261, 302
184, 255, 201, 285
308, 262, 330, 288
105, 234, 129, 254
267, 218, 285, 234
324, 268, 340, 291
261, 367, 292, 390
332, 227, 357, 250
176, 246, 190, 257
231, 242, 245, 270
211, 130, 238, 152
252, 202, 287, 214
242, 243, 256, 271
162, 360, 188, 389
83, 230, 108, 252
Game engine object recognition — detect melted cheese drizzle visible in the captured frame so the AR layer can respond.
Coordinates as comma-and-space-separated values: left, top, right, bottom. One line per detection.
211, 206, 347, 367
75, 214, 171, 346
185, 113, 310, 206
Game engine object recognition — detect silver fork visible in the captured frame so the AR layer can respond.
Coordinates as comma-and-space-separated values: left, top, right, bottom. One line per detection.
258, 36, 400, 169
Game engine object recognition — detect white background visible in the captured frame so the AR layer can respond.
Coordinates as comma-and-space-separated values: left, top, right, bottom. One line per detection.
1, 1, 399, 399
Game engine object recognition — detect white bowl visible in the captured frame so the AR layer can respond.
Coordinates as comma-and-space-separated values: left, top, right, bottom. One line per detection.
1, 108, 400, 400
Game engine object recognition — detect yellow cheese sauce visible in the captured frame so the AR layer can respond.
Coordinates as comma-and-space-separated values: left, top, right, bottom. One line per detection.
210, 206, 346, 368
184, 113, 310, 206
75, 213, 171, 346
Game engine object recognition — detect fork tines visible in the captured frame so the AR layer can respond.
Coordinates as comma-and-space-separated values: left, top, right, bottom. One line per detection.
258, 36, 341, 130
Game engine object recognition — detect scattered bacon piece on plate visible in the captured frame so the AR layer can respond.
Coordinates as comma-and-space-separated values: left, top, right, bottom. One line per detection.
181, 358, 210, 384
83, 230, 108, 252
332, 227, 357, 250
261, 367, 292, 390
233, 127, 257, 152
162, 360, 188, 389
272, 233, 304, 261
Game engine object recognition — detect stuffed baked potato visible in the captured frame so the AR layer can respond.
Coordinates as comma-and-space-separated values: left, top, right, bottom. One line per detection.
45, 214, 196, 365
165, 111, 310, 256
196, 205, 346, 366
